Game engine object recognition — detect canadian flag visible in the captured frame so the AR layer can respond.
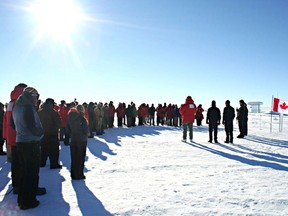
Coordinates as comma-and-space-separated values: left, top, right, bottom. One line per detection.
273, 98, 288, 113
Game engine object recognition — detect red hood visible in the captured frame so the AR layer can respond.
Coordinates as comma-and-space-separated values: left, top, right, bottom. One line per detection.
185, 96, 194, 104
10, 85, 25, 101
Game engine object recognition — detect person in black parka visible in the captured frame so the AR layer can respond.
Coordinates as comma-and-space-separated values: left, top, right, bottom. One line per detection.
236, 99, 248, 138
222, 100, 235, 143
66, 105, 89, 180
38, 98, 62, 169
206, 100, 221, 143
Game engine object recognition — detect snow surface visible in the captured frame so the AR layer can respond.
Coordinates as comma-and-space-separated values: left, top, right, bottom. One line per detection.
0, 112, 288, 216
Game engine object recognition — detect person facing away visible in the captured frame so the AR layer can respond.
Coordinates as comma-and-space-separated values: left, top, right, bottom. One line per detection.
179, 96, 197, 142
0, 102, 6, 155
148, 103, 156, 126
206, 100, 221, 143
38, 98, 62, 169
66, 104, 89, 180
236, 99, 248, 138
222, 100, 235, 143
195, 104, 204, 126
12, 86, 46, 210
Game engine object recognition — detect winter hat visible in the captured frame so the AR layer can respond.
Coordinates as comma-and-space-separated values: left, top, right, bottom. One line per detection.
23, 87, 39, 97
45, 98, 55, 105
76, 104, 84, 113
239, 99, 244, 104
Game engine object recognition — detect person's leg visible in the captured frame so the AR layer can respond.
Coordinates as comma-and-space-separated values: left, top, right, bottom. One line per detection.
244, 120, 248, 136
238, 121, 244, 138
225, 126, 229, 143
230, 123, 234, 143
17, 143, 40, 208
214, 125, 218, 143
182, 123, 188, 141
40, 139, 47, 167
188, 123, 193, 140
11, 146, 20, 193
49, 137, 61, 169
208, 126, 213, 142
0, 133, 6, 155
70, 144, 77, 179
79, 142, 87, 178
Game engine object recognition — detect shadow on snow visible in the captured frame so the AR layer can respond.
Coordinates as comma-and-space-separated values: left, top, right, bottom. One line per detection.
186, 141, 288, 172
71, 180, 113, 216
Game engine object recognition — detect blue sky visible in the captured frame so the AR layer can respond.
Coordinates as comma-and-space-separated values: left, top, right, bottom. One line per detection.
0, 0, 287, 110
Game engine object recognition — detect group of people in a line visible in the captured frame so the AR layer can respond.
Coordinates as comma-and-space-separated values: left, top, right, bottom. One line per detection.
180, 96, 248, 143
0, 83, 248, 210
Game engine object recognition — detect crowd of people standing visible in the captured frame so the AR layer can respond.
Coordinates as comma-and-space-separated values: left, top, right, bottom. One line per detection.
0, 83, 249, 210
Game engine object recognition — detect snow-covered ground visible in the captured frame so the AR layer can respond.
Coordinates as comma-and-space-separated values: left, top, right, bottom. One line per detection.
0, 112, 288, 216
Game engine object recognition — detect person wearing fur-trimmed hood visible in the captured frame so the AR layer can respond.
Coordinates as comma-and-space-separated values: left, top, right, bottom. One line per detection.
66, 105, 89, 180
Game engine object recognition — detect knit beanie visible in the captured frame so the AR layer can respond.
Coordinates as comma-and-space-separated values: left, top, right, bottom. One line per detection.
76, 105, 84, 113
23, 87, 39, 97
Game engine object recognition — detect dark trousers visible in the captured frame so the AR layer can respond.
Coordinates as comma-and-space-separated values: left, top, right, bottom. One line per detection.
132, 117, 136, 126
0, 130, 4, 152
64, 128, 70, 145
182, 123, 193, 140
17, 142, 40, 206
239, 120, 248, 136
225, 122, 234, 143
108, 117, 114, 128
40, 135, 60, 168
59, 127, 65, 141
127, 116, 132, 127
11, 146, 20, 188
117, 117, 123, 127
138, 117, 144, 125
149, 115, 155, 126
156, 116, 163, 126
196, 119, 202, 126
70, 141, 87, 179
209, 124, 218, 142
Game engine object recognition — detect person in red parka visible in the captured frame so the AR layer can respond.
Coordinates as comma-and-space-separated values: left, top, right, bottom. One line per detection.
0, 102, 6, 155
58, 100, 70, 145
3, 83, 27, 194
115, 103, 125, 127
180, 96, 197, 142
195, 104, 204, 126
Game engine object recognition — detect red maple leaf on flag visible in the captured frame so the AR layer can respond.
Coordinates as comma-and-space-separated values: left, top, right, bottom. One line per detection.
280, 102, 288, 110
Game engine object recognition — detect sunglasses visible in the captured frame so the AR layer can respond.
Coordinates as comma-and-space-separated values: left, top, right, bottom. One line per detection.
31, 93, 40, 97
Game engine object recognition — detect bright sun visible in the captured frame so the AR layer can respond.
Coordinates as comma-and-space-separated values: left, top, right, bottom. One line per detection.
28, 0, 87, 42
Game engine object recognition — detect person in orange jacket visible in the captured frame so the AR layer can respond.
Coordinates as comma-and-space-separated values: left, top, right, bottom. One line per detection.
179, 96, 197, 142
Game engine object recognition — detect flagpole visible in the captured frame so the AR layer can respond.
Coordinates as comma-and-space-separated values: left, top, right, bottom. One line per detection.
270, 95, 273, 133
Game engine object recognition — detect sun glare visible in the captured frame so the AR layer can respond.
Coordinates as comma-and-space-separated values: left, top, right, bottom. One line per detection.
28, 0, 87, 42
